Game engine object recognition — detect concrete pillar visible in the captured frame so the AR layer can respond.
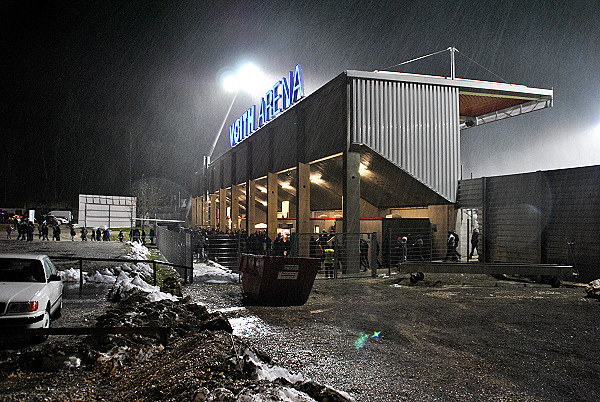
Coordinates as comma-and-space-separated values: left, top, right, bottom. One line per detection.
246, 179, 257, 233
295, 163, 311, 233
267, 172, 278, 241
231, 184, 241, 231
296, 163, 311, 256
191, 197, 197, 226
218, 188, 227, 232
209, 193, 217, 229
343, 150, 361, 274
202, 195, 210, 227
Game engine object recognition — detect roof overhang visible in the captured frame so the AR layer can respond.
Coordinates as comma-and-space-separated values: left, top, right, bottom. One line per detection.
347, 70, 554, 129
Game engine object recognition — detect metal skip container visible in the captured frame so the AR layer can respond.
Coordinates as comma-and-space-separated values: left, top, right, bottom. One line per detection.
239, 254, 320, 306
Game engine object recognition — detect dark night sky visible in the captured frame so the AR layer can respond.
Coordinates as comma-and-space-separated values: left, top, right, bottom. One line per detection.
3, 0, 599, 206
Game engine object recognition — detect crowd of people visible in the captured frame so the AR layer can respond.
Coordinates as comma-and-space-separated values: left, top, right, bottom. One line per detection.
5, 218, 155, 245
5, 219, 63, 242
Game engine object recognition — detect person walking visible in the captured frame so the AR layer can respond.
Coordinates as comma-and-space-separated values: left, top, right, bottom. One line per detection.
469, 228, 479, 259
452, 231, 461, 261
27, 221, 35, 242
6, 225, 13, 239
360, 238, 369, 271
53, 224, 61, 241
324, 246, 335, 278
70, 225, 76, 241
445, 231, 456, 261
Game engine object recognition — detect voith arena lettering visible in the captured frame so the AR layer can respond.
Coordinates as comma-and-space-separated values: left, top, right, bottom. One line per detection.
229, 64, 304, 147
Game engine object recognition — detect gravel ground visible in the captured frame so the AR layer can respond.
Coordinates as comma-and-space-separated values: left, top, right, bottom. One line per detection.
1, 237, 599, 401
188, 274, 600, 401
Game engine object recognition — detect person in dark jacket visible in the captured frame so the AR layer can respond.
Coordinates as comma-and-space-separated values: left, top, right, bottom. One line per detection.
27, 221, 35, 242
42, 223, 49, 241
53, 224, 61, 241
469, 228, 479, 259
273, 234, 285, 256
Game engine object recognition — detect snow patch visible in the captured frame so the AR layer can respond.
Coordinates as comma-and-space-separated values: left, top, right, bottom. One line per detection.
59, 268, 81, 282
229, 315, 275, 338
64, 356, 81, 369
276, 387, 317, 401
243, 348, 304, 383
125, 241, 151, 260
111, 271, 178, 302
193, 260, 240, 283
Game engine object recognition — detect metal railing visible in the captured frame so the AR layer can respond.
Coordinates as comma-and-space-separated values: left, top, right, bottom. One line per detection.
204, 235, 241, 270
51, 256, 193, 288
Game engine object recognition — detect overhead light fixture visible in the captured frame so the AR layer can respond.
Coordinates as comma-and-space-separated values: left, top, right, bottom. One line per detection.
310, 173, 324, 184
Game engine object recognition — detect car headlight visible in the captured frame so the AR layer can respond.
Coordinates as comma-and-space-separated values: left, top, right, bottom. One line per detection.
7, 301, 39, 313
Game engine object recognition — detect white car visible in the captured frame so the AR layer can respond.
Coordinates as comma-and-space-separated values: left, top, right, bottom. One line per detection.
0, 254, 64, 341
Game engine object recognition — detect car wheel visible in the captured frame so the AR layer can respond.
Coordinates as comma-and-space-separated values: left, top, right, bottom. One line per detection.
32, 309, 51, 343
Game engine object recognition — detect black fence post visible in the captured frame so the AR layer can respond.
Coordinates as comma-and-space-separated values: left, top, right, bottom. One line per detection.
153, 260, 157, 286
370, 232, 378, 278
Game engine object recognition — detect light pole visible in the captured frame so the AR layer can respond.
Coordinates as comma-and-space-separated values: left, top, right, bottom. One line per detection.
207, 62, 267, 162
207, 88, 239, 162
202, 63, 267, 228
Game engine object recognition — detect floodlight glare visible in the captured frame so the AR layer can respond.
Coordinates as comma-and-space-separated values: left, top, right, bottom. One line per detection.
220, 62, 268, 95
222, 73, 239, 93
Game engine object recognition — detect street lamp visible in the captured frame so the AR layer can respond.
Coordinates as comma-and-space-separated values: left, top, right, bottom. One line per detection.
207, 62, 268, 162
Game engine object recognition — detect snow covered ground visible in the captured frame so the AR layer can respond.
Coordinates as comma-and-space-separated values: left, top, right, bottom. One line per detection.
192, 260, 240, 284
59, 241, 176, 302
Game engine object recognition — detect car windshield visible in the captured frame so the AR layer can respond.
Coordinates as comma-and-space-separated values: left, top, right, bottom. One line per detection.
0, 258, 46, 283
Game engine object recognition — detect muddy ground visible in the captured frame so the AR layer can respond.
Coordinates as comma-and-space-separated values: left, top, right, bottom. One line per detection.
1, 237, 599, 401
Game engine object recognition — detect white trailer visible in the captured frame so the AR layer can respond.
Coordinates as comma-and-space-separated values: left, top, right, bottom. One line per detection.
78, 194, 136, 228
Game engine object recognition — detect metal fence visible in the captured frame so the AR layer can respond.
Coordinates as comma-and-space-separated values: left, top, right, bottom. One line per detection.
51, 256, 193, 287
155, 225, 193, 283
384, 226, 480, 268
288, 232, 379, 279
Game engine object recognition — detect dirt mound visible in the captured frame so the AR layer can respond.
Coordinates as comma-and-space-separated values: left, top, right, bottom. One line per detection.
0, 293, 353, 401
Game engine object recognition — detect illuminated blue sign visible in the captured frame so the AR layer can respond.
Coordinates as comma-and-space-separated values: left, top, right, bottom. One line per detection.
229, 64, 304, 147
